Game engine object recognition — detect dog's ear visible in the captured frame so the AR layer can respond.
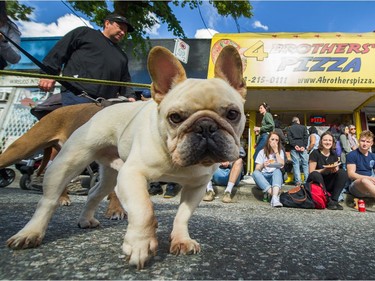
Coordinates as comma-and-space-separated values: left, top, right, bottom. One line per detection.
214, 45, 247, 100
148, 46, 187, 104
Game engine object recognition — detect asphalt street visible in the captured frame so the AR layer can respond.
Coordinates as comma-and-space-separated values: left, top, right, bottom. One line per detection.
1, 171, 375, 280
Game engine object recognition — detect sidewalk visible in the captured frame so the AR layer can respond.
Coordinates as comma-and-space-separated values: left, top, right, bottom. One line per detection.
1, 169, 375, 280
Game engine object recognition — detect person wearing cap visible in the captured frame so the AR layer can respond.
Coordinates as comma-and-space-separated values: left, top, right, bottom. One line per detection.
32, 13, 137, 194
38, 12, 137, 106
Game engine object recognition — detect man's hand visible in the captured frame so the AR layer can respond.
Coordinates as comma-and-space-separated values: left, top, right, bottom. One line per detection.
38, 79, 56, 92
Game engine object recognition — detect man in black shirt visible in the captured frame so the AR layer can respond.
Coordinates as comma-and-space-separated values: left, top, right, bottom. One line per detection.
287, 116, 309, 186
38, 13, 137, 105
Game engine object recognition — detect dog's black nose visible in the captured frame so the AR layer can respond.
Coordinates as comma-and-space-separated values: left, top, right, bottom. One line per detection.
194, 118, 218, 138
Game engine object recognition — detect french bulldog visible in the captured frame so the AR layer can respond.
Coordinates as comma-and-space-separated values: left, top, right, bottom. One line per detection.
7, 45, 247, 269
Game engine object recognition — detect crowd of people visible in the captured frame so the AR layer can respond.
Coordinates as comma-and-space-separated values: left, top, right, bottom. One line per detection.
248, 103, 374, 210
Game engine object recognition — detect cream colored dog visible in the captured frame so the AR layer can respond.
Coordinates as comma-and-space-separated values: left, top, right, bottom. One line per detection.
7, 45, 247, 269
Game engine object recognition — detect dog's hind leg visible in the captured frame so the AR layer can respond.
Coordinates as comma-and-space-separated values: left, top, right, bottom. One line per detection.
105, 191, 127, 220
169, 184, 206, 256
78, 165, 118, 228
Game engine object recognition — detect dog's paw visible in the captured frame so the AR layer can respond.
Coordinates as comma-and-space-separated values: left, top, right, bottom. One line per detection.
77, 217, 100, 229
170, 237, 201, 256
7, 231, 44, 249
105, 207, 127, 220
59, 196, 71, 206
122, 232, 158, 270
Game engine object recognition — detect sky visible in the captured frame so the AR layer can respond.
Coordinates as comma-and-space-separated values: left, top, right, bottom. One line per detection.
14, 1, 375, 39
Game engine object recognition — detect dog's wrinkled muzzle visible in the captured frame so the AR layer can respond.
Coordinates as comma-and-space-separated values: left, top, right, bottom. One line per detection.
171, 116, 240, 167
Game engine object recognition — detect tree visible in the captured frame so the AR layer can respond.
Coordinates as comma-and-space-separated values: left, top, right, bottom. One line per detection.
7, 0, 253, 55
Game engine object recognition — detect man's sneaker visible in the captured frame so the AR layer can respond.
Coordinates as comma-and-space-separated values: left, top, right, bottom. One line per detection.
203, 190, 215, 201
148, 183, 163, 195
67, 179, 89, 195
30, 174, 44, 192
164, 183, 181, 198
271, 197, 283, 207
222, 191, 232, 203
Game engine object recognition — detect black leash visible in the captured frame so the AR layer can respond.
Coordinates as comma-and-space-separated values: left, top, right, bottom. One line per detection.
0, 31, 86, 96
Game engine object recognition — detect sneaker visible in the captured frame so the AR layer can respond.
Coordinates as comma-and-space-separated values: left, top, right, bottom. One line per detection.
148, 183, 163, 195
164, 183, 180, 198
262, 193, 271, 203
327, 199, 343, 211
271, 197, 283, 207
30, 174, 44, 191
222, 191, 232, 203
335, 203, 344, 210
67, 179, 89, 195
203, 190, 215, 201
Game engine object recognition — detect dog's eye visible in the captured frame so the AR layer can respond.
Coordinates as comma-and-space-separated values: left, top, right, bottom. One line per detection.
226, 109, 239, 121
169, 113, 184, 124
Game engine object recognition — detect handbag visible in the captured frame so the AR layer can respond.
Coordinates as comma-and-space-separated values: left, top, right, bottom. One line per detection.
279, 184, 315, 209
30, 93, 62, 120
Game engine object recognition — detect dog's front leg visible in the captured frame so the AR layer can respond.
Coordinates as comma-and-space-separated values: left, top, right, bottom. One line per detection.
115, 167, 158, 269
170, 184, 206, 255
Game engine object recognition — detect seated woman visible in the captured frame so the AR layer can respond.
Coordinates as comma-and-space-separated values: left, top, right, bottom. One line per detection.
307, 131, 348, 210
252, 132, 285, 207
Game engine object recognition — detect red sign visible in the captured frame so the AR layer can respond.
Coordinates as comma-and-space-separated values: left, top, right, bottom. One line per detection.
310, 116, 326, 124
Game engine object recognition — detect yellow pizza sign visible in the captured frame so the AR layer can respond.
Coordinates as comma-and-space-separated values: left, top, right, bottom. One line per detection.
208, 32, 375, 89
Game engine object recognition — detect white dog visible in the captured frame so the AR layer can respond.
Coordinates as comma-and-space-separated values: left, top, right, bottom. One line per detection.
7, 45, 247, 269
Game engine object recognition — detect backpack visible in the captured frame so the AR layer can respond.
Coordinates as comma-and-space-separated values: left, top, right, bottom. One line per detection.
307, 181, 329, 209
280, 182, 329, 209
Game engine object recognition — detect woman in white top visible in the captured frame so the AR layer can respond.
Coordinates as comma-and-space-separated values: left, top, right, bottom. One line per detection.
0, 1, 21, 69
307, 126, 320, 154
252, 132, 285, 207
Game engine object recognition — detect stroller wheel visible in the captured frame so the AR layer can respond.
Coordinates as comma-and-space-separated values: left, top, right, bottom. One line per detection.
80, 173, 99, 190
0, 168, 16, 188
19, 174, 32, 190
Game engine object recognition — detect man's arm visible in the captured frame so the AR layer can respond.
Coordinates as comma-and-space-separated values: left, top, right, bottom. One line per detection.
39, 27, 86, 92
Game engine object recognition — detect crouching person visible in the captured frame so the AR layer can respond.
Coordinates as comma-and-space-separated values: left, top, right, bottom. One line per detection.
347, 130, 375, 200
203, 147, 246, 203
252, 132, 285, 207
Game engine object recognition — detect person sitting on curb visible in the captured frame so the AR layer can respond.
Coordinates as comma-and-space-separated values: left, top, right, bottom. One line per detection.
148, 182, 181, 198
203, 147, 246, 203
307, 131, 348, 210
252, 132, 285, 207
346, 130, 375, 200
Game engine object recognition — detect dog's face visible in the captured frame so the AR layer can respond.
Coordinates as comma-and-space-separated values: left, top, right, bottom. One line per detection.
148, 45, 247, 167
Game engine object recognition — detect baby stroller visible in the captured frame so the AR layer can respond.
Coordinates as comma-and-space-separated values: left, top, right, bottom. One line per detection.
13, 152, 43, 190
15, 152, 99, 191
